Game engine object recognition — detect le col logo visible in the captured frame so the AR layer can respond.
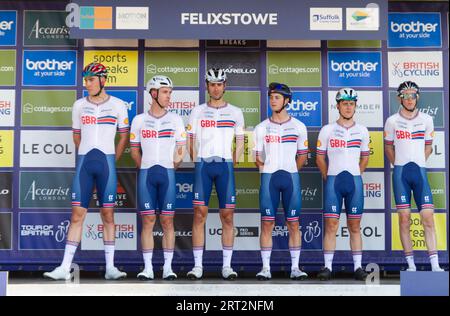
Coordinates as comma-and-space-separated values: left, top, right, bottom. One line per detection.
22, 143, 72, 155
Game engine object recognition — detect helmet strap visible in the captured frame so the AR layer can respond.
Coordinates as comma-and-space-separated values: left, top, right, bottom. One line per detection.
274, 96, 289, 114
401, 101, 417, 113
93, 76, 104, 97
151, 89, 165, 109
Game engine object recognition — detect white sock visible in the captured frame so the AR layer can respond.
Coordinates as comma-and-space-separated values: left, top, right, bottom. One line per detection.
290, 247, 301, 270
261, 248, 272, 269
429, 253, 441, 270
223, 246, 233, 268
193, 247, 203, 268
405, 252, 416, 270
324, 251, 334, 271
104, 243, 115, 270
352, 251, 362, 271
142, 249, 153, 271
61, 241, 79, 271
163, 249, 174, 271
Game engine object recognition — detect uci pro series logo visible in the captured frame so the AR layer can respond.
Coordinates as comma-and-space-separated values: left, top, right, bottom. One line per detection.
22, 50, 77, 86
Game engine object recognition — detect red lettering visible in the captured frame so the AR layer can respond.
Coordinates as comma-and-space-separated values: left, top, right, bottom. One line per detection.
265, 135, 281, 143
81, 116, 96, 125
330, 139, 346, 148
141, 129, 157, 138
396, 130, 411, 139
200, 120, 216, 128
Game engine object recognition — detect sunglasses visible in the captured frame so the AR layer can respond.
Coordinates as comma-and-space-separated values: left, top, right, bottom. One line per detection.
400, 93, 418, 100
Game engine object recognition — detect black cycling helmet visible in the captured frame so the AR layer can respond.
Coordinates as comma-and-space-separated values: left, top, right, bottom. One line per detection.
397, 81, 420, 97
268, 82, 292, 103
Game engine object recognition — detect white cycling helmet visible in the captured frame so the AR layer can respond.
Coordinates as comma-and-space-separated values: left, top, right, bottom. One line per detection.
146, 75, 173, 92
205, 68, 227, 83
335, 88, 358, 102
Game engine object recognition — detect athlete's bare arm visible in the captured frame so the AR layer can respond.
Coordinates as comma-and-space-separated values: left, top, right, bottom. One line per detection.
115, 132, 129, 161
316, 154, 328, 180
385, 144, 395, 166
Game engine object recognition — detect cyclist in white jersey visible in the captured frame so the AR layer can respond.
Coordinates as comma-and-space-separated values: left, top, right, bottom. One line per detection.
44, 62, 129, 281
316, 88, 370, 281
186, 68, 245, 280
385, 81, 444, 272
253, 82, 309, 281
130, 76, 186, 280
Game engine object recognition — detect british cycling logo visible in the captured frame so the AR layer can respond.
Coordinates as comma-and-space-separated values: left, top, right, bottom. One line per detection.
388, 13, 442, 48
22, 50, 77, 86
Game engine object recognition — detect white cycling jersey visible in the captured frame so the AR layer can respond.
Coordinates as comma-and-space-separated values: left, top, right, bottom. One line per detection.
384, 110, 434, 168
130, 111, 186, 169
317, 122, 370, 176
187, 103, 245, 160
72, 95, 129, 155
253, 117, 308, 174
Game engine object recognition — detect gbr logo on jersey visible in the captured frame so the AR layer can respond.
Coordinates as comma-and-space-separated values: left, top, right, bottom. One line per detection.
329, 139, 347, 148
81, 115, 97, 125
141, 129, 158, 138
265, 135, 281, 143
396, 130, 411, 139
200, 120, 216, 127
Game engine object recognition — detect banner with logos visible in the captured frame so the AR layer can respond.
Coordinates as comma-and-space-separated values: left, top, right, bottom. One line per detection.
0, 0, 447, 271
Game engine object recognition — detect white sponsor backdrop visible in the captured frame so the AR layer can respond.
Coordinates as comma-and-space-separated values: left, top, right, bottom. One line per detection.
335, 213, 385, 250
388, 51, 443, 88
362, 172, 385, 210
20, 130, 75, 167
427, 131, 446, 168
143, 90, 198, 125
81, 213, 137, 250
206, 213, 260, 251
328, 90, 383, 127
